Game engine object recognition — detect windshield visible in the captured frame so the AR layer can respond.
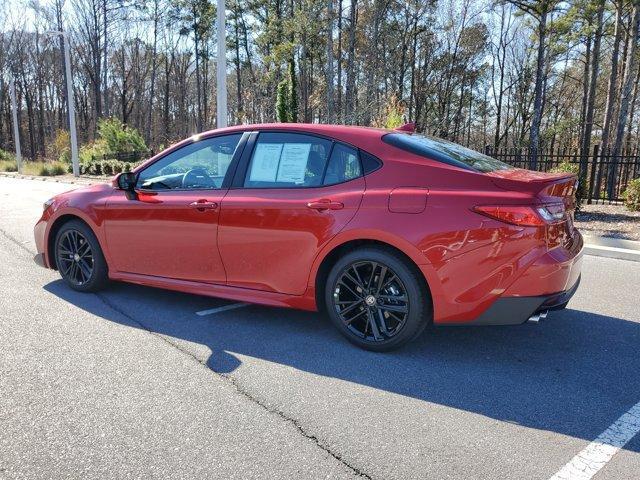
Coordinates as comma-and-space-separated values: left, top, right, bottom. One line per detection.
382, 133, 513, 173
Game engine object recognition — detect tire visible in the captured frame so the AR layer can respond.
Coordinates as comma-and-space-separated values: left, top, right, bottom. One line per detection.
324, 246, 432, 351
54, 219, 109, 292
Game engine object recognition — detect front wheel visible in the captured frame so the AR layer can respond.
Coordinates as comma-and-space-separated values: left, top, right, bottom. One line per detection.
324, 247, 432, 351
55, 220, 109, 292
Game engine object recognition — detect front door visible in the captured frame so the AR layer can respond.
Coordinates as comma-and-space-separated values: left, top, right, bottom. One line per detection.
218, 132, 366, 295
103, 133, 244, 284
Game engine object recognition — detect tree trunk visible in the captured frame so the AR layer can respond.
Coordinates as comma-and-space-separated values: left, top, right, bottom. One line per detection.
336, 0, 343, 121
326, 0, 335, 123
579, 0, 604, 202
194, 24, 203, 132
233, 1, 243, 122
608, 0, 640, 199
579, 34, 592, 146
344, 0, 357, 123
596, 0, 623, 199
529, 6, 548, 169
102, 0, 109, 116
146, 0, 159, 143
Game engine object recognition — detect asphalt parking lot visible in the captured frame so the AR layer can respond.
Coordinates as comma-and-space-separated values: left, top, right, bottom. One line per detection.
1, 176, 639, 479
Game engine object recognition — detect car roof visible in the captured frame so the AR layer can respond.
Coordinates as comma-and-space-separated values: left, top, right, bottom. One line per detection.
200, 123, 391, 149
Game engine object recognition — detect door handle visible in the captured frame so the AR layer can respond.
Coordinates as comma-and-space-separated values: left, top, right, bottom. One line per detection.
189, 200, 219, 211
307, 199, 344, 211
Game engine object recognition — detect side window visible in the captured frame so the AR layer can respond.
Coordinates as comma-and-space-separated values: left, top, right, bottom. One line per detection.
360, 151, 382, 174
244, 132, 332, 188
324, 143, 362, 186
137, 134, 242, 190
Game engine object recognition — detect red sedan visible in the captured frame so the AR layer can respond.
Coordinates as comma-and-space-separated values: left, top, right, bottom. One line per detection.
34, 124, 583, 350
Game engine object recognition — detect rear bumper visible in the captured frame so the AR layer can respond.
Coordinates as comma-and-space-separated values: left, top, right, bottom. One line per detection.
469, 274, 581, 326
427, 229, 584, 325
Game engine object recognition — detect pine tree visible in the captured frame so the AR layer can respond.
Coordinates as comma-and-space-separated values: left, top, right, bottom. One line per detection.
288, 57, 298, 122
276, 80, 290, 122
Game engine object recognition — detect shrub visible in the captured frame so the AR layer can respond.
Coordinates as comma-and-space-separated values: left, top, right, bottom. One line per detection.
550, 161, 579, 175
49, 129, 71, 163
101, 160, 113, 176
97, 117, 147, 153
0, 149, 15, 161
623, 178, 640, 211
77, 158, 133, 176
50, 163, 66, 175
374, 95, 406, 129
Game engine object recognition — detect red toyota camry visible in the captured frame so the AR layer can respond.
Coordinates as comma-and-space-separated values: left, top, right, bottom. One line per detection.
34, 124, 583, 350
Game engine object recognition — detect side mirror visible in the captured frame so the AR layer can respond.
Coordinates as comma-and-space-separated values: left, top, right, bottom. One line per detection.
115, 172, 137, 191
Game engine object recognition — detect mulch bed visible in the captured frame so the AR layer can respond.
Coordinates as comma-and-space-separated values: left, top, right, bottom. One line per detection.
575, 203, 640, 241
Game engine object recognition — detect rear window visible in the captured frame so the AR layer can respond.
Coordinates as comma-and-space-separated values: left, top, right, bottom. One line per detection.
382, 133, 513, 173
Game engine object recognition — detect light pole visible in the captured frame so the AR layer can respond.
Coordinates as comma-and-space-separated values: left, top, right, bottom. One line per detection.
8, 75, 22, 173
216, 0, 227, 128
45, 30, 79, 177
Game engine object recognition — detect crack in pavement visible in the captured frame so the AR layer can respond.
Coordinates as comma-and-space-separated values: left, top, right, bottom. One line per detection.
0, 228, 35, 256
0, 227, 372, 479
96, 293, 373, 479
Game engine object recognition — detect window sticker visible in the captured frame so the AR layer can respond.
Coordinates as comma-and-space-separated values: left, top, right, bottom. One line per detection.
249, 143, 283, 182
276, 143, 311, 183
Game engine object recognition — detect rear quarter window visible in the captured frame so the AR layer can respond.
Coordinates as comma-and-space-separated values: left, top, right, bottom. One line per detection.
382, 133, 513, 173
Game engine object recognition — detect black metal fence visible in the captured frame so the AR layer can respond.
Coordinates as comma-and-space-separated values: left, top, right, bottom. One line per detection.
483, 145, 640, 203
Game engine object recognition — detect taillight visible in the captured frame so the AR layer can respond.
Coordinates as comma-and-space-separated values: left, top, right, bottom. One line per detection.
473, 204, 565, 227
536, 203, 566, 222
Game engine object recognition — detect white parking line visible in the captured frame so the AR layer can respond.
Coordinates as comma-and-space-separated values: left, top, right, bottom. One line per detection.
196, 303, 248, 317
549, 401, 640, 480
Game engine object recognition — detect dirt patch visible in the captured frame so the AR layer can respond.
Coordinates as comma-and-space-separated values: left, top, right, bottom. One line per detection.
575, 203, 640, 241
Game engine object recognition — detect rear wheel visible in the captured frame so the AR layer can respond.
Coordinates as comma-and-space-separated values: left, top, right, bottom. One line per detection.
324, 247, 431, 351
55, 220, 108, 292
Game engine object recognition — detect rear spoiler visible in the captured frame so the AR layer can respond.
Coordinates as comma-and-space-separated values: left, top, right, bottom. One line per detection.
394, 122, 416, 133
487, 170, 578, 199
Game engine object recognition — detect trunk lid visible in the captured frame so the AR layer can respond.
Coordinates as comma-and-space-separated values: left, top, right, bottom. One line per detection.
487, 168, 579, 248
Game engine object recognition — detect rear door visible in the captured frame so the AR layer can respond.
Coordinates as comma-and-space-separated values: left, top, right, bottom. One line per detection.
218, 131, 365, 295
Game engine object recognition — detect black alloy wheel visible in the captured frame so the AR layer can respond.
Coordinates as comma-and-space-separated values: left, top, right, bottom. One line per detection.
325, 247, 431, 351
56, 229, 94, 286
54, 219, 109, 292
333, 260, 409, 341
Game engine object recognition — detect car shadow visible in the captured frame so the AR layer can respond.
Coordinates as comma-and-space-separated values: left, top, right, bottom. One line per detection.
45, 279, 640, 450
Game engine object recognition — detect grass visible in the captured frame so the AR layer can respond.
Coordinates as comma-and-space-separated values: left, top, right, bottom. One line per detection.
0, 160, 68, 176
0, 159, 18, 172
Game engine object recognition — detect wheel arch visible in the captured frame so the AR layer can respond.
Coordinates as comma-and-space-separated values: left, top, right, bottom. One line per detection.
311, 234, 435, 316
47, 213, 101, 270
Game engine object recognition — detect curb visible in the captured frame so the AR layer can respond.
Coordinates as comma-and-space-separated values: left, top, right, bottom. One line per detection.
584, 244, 640, 262
0, 171, 105, 185
583, 235, 640, 263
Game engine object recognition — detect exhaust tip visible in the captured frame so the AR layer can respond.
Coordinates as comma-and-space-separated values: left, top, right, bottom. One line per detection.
528, 310, 549, 323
